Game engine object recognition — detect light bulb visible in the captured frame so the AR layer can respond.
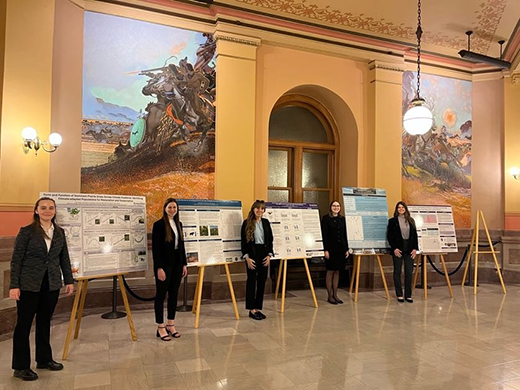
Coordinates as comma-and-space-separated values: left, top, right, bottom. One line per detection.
403, 100, 433, 135
48, 132, 62, 146
511, 167, 519, 179
21, 127, 38, 141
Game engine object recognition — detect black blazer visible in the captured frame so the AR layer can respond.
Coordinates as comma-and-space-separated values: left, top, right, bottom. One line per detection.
241, 218, 274, 259
386, 216, 419, 253
152, 219, 187, 270
321, 214, 349, 254
10, 225, 74, 292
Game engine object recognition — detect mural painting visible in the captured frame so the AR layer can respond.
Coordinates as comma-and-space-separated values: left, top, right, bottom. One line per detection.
81, 12, 216, 229
402, 72, 472, 227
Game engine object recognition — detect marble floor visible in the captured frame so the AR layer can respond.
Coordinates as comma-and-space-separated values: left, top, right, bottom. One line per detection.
0, 284, 520, 389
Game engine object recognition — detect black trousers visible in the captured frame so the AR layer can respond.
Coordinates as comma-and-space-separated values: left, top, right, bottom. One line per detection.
245, 244, 269, 310
154, 254, 183, 324
392, 254, 414, 299
12, 272, 60, 370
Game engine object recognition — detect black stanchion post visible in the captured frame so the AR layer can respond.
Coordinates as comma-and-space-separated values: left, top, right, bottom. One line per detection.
177, 276, 192, 312
101, 276, 126, 319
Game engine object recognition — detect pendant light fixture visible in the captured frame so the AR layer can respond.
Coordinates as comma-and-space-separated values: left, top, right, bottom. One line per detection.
403, 0, 433, 136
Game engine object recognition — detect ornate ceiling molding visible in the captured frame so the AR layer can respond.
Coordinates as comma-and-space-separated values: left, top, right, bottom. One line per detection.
232, 0, 507, 54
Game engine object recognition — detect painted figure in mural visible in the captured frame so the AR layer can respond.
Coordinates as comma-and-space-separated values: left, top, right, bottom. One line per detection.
152, 198, 188, 341
241, 200, 274, 321
320, 200, 349, 305
387, 201, 418, 304
9, 197, 74, 381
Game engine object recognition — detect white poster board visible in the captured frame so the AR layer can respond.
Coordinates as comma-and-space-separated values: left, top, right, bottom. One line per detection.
177, 199, 243, 266
342, 187, 390, 253
41, 192, 147, 278
408, 205, 458, 253
264, 202, 324, 259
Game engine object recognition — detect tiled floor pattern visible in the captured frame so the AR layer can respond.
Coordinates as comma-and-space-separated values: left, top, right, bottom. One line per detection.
1, 285, 520, 389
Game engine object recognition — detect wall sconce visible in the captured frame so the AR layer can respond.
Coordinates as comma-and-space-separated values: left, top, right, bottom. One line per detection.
22, 127, 62, 155
511, 167, 520, 180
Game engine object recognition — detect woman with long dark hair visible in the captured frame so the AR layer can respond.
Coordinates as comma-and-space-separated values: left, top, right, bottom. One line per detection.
10, 197, 74, 381
241, 200, 274, 320
387, 201, 419, 303
321, 200, 349, 304
152, 198, 188, 341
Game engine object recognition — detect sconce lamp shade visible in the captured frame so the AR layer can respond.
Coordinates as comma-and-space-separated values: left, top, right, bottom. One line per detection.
22, 127, 38, 141
403, 98, 433, 135
511, 167, 519, 180
49, 132, 63, 147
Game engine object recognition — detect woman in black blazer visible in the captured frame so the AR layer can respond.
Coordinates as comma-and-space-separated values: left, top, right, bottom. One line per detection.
387, 201, 419, 303
241, 200, 274, 320
321, 200, 349, 304
152, 198, 188, 341
9, 197, 74, 381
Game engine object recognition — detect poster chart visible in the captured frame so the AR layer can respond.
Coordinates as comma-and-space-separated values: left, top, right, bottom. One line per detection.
342, 187, 390, 252
41, 192, 147, 278
177, 199, 243, 266
264, 202, 324, 259
408, 205, 458, 253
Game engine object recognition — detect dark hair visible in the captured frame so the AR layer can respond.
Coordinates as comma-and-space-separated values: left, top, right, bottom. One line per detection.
30, 197, 59, 239
162, 198, 183, 243
393, 201, 415, 227
328, 200, 343, 217
245, 200, 265, 242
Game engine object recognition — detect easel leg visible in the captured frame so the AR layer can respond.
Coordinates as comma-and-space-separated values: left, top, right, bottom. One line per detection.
354, 256, 361, 302
194, 266, 205, 328
376, 255, 390, 300
423, 254, 428, 299
281, 259, 288, 313
474, 212, 480, 295
275, 260, 283, 300
62, 280, 83, 360
440, 254, 453, 298
74, 279, 89, 339
480, 212, 507, 294
192, 270, 202, 314
349, 257, 358, 294
462, 223, 477, 285
224, 264, 240, 319
303, 258, 318, 308
118, 275, 137, 341
412, 255, 420, 293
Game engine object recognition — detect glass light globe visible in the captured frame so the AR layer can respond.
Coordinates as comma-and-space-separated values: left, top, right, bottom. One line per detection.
49, 132, 63, 146
403, 101, 433, 135
21, 127, 38, 141
511, 167, 519, 179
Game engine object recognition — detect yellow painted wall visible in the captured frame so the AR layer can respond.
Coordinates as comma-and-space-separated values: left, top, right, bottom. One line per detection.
0, 0, 55, 206
504, 77, 520, 220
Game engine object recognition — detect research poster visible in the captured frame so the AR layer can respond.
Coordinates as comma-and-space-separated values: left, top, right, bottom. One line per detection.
41, 192, 147, 278
177, 199, 243, 266
264, 202, 324, 259
408, 205, 458, 253
341, 187, 390, 252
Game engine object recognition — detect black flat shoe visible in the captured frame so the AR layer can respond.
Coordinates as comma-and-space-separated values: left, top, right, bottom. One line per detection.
334, 297, 344, 304
13, 369, 38, 381
249, 311, 262, 320
397, 297, 405, 303
257, 311, 267, 319
406, 298, 413, 303
327, 298, 338, 305
36, 360, 63, 371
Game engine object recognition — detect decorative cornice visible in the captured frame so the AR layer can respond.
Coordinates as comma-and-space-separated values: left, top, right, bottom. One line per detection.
368, 61, 404, 73
512, 73, 520, 84
214, 33, 261, 46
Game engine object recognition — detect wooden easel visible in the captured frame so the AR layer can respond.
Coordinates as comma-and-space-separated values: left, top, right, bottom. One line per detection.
192, 262, 239, 328
461, 210, 506, 295
273, 258, 318, 313
412, 253, 454, 299
349, 254, 390, 302
62, 272, 136, 360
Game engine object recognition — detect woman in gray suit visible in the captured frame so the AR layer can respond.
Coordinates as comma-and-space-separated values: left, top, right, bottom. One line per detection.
9, 197, 74, 381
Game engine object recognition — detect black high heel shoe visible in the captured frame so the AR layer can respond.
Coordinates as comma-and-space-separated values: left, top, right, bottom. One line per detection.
327, 298, 338, 305
156, 326, 172, 341
333, 297, 344, 304
166, 324, 181, 338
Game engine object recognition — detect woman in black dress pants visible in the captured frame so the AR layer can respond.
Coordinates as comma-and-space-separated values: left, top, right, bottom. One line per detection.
152, 198, 188, 341
321, 200, 349, 304
10, 197, 74, 381
241, 200, 274, 320
387, 201, 419, 303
